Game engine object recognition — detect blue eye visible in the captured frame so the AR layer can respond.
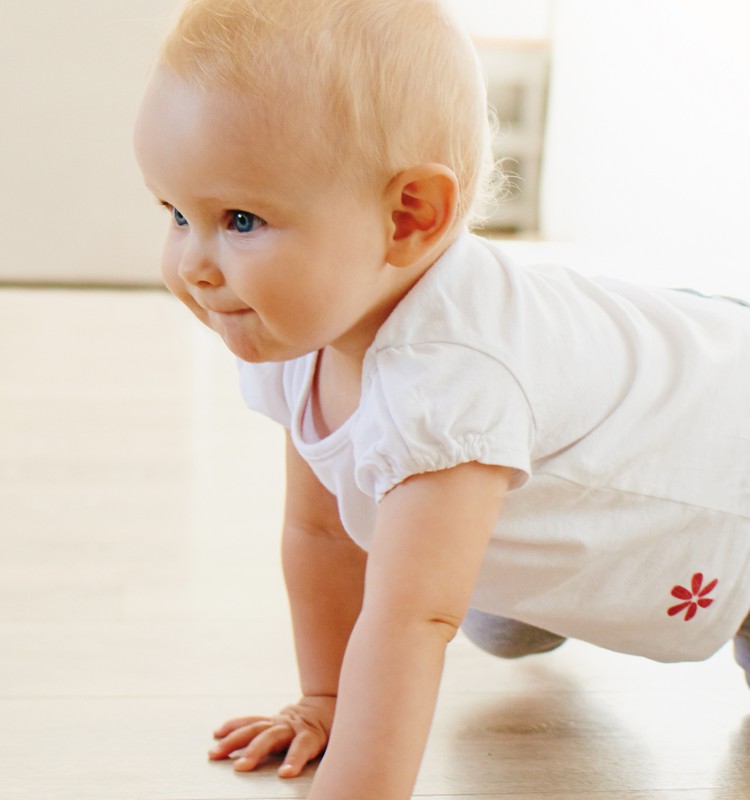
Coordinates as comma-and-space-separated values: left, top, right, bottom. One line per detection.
173, 208, 188, 226
230, 210, 264, 233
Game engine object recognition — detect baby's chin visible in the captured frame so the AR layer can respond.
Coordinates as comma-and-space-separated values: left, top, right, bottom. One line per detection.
213, 324, 314, 365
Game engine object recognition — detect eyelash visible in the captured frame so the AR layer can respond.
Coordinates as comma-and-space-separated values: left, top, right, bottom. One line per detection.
158, 202, 266, 233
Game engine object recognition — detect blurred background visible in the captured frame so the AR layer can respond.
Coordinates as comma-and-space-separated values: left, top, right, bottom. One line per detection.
1, 0, 748, 293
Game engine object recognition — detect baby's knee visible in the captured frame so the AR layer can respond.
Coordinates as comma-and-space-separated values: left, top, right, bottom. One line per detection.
734, 636, 750, 687
461, 608, 566, 659
734, 613, 750, 687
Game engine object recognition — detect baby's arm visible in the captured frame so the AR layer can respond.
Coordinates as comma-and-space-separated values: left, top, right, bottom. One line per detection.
210, 432, 510, 799
308, 460, 511, 800
209, 432, 367, 775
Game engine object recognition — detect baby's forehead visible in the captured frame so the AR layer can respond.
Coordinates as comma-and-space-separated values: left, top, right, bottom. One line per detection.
140, 68, 290, 150
137, 66, 375, 203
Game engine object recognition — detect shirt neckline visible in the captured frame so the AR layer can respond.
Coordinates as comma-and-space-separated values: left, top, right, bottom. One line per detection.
291, 351, 357, 460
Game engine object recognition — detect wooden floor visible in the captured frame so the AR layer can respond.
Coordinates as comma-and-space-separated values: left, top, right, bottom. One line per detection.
2, 287, 749, 800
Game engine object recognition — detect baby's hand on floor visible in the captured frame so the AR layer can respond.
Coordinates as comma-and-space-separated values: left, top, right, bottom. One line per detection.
208, 695, 336, 777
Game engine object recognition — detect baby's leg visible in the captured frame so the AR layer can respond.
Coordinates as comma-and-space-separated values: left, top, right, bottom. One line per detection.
461, 607, 566, 658
733, 611, 750, 687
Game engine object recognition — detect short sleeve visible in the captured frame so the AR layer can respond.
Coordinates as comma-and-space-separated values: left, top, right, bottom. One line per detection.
353, 343, 535, 502
236, 358, 292, 428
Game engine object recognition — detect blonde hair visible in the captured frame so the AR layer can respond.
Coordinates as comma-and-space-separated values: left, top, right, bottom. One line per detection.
160, 0, 495, 223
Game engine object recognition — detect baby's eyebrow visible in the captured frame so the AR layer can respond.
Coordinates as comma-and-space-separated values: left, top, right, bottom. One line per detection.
151, 198, 176, 213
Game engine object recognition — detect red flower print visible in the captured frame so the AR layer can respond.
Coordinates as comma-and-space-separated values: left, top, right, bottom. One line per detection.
668, 573, 718, 621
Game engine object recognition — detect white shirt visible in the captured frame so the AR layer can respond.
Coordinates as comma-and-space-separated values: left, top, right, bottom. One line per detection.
238, 230, 750, 662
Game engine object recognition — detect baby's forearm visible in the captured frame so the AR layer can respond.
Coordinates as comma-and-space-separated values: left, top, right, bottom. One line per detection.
307, 608, 454, 800
283, 524, 367, 696
282, 434, 369, 698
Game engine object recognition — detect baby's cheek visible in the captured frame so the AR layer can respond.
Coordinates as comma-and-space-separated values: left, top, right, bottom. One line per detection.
160, 262, 208, 324
161, 264, 184, 302
160, 244, 180, 290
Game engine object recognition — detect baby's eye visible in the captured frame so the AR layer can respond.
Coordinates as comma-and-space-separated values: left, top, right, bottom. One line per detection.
229, 210, 265, 234
157, 201, 188, 227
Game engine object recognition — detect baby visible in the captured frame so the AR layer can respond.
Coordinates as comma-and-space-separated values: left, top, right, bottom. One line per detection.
133, 1, 750, 798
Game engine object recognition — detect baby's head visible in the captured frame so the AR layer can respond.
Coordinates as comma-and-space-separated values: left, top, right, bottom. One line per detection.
134, 0, 494, 363
158, 0, 492, 224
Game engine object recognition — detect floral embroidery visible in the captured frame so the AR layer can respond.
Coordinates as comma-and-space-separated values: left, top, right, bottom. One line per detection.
668, 573, 718, 621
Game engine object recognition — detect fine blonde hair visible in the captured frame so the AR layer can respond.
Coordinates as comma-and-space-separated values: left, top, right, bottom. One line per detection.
160, 0, 495, 223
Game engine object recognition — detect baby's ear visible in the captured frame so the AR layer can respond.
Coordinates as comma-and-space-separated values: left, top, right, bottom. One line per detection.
385, 164, 459, 268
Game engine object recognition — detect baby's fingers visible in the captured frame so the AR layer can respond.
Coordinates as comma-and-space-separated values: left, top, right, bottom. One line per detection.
213, 715, 270, 739
234, 724, 294, 772
277, 729, 325, 778
209, 720, 274, 760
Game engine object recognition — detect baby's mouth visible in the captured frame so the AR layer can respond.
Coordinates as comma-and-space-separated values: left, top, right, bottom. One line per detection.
205, 305, 253, 316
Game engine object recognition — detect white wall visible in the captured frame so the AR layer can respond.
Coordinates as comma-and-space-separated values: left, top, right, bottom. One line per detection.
541, 0, 750, 297
1, 0, 180, 284
457, 0, 552, 39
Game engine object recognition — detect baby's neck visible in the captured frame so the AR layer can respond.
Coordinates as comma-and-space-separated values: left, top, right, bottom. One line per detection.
310, 346, 363, 438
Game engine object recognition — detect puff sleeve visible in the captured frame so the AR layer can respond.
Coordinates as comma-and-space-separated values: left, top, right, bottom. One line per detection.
353, 343, 535, 502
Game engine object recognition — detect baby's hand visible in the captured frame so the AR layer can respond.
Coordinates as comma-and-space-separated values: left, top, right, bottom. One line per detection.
208, 695, 335, 778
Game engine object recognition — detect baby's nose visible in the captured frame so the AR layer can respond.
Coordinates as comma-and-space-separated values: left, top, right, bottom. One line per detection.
178, 240, 223, 287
